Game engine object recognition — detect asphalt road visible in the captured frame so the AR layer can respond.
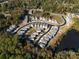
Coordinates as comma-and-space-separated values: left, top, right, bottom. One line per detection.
12, 15, 66, 48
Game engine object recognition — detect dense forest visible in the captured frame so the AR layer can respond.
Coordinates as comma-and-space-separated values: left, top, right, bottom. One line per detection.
0, 0, 79, 59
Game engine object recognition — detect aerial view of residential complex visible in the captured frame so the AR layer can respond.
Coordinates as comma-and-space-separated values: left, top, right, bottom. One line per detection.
0, 0, 79, 59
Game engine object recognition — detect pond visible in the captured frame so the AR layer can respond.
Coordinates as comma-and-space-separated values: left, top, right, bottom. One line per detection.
57, 29, 79, 52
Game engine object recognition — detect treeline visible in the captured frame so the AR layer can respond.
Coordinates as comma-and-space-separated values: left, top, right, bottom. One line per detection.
1, 0, 79, 13
0, 33, 53, 59
0, 33, 79, 59
25, 0, 79, 13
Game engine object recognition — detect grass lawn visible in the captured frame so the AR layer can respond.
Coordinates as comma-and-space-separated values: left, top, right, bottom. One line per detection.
26, 27, 36, 35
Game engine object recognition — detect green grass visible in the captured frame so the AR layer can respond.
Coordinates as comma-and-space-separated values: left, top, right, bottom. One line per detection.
26, 27, 36, 35
53, 15, 64, 24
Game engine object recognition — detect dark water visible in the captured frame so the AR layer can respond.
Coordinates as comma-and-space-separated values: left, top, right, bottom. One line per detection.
57, 29, 79, 51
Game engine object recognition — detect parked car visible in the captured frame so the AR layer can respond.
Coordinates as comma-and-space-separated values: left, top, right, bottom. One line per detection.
38, 42, 46, 48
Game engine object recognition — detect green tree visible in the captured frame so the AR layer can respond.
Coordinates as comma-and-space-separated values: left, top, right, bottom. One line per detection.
0, 53, 6, 59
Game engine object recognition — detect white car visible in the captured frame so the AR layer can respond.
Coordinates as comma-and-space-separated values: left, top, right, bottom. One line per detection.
18, 30, 25, 35
47, 34, 52, 39
39, 38, 48, 44
32, 32, 38, 35
7, 29, 11, 32
30, 37, 35, 41
38, 42, 46, 48
31, 34, 36, 38
20, 27, 28, 31
30, 24, 33, 27
35, 36, 40, 42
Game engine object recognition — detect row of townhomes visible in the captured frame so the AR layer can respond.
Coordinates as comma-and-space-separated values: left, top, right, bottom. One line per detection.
6, 10, 62, 48
4, 0, 75, 48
